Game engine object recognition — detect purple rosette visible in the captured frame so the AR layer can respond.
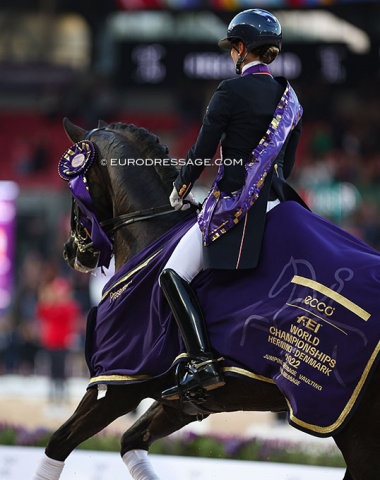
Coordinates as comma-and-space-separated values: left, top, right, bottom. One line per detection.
58, 140, 113, 268
58, 140, 96, 180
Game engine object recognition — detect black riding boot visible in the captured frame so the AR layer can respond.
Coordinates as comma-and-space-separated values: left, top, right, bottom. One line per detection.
160, 268, 225, 401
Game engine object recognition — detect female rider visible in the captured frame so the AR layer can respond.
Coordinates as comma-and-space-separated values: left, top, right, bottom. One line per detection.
160, 9, 305, 401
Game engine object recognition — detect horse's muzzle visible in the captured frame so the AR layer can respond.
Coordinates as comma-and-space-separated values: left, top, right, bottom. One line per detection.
63, 236, 100, 272
63, 238, 76, 268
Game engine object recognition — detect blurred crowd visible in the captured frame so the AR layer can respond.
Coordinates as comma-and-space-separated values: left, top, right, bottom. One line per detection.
291, 77, 380, 249
0, 206, 113, 400
1, 252, 85, 400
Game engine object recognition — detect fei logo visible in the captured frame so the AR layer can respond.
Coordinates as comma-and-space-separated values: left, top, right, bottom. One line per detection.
296, 315, 322, 334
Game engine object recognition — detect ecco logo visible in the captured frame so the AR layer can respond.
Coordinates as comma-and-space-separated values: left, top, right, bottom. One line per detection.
303, 296, 335, 316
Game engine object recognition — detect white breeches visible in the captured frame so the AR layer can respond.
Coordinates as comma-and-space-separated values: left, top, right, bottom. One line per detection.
163, 222, 203, 283
163, 199, 281, 283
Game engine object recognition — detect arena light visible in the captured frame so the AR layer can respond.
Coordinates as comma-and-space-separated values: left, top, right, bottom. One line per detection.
107, 10, 370, 54
276, 10, 370, 54
108, 10, 226, 41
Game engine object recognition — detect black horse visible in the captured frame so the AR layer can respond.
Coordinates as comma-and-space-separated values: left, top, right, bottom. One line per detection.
33, 118, 380, 480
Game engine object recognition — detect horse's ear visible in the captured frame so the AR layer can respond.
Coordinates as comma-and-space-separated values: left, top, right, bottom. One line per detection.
63, 117, 87, 143
98, 119, 108, 128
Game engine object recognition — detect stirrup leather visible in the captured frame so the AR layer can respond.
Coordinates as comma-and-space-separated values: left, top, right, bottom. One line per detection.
189, 357, 224, 370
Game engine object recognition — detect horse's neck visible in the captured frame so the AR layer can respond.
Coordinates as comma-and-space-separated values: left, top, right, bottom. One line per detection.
110, 169, 184, 272
113, 217, 178, 271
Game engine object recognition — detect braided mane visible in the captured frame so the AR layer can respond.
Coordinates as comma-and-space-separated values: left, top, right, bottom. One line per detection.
107, 122, 179, 189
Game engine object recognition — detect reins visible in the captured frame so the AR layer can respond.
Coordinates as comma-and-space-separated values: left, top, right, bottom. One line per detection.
100, 202, 198, 238
75, 201, 198, 254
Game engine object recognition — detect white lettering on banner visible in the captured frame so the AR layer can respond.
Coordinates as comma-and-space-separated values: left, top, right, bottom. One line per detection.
132, 45, 167, 83
183, 52, 302, 81
184, 52, 234, 79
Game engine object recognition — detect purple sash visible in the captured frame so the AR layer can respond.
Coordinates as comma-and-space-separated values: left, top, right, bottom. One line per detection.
198, 81, 303, 246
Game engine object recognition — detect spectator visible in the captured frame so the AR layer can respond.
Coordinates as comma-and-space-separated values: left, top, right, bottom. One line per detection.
36, 277, 81, 403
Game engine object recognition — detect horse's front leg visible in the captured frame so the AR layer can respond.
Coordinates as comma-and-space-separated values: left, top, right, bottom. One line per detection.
121, 401, 205, 480
34, 384, 142, 480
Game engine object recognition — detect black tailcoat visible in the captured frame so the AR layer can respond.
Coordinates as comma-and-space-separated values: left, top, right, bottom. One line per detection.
174, 73, 306, 269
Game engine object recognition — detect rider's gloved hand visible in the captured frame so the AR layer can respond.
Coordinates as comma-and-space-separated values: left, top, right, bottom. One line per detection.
169, 184, 197, 211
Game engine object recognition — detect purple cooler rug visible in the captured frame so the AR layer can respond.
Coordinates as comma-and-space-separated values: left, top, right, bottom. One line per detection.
85, 201, 380, 437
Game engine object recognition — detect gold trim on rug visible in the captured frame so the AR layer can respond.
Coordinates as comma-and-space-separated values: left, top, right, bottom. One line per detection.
101, 249, 163, 302
291, 275, 370, 321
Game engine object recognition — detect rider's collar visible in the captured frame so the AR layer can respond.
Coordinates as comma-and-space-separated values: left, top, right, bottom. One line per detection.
241, 60, 263, 74
241, 62, 271, 77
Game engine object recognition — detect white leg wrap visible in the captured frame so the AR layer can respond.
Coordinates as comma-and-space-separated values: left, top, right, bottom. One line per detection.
33, 454, 65, 480
122, 450, 161, 480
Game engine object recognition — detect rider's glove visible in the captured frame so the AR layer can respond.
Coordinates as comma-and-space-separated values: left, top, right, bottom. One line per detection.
169, 184, 197, 211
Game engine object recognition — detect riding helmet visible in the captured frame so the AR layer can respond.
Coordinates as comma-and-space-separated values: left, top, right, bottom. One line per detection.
218, 9, 282, 52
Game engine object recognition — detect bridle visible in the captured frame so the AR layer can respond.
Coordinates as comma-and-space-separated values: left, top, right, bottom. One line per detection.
60, 128, 197, 269
68, 197, 182, 268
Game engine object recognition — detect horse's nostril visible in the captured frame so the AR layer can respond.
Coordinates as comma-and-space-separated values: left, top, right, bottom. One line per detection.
63, 249, 68, 261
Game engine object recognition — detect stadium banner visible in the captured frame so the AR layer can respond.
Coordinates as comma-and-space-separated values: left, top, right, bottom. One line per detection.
0, 181, 18, 315
116, 0, 373, 10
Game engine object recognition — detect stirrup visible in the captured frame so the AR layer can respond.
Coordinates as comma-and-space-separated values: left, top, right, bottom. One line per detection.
162, 357, 225, 402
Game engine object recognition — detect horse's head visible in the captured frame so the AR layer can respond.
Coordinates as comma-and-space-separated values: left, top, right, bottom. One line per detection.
60, 118, 180, 273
